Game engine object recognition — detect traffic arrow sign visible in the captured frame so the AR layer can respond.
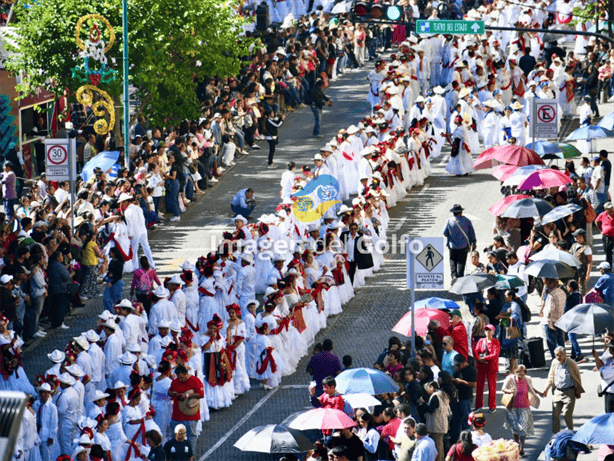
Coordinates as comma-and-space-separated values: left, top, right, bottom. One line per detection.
416, 20, 485, 35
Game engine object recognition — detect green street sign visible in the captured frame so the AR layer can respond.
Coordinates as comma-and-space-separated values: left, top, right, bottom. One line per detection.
416, 20, 485, 35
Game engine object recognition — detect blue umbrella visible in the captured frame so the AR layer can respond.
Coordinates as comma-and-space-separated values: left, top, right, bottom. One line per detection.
541, 203, 582, 224
414, 297, 459, 310
572, 413, 614, 445
598, 111, 614, 131
80, 151, 121, 181
565, 125, 614, 141
525, 141, 564, 159
335, 368, 399, 395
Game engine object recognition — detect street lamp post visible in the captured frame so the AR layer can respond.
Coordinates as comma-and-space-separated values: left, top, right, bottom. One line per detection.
122, 0, 130, 168
65, 121, 75, 232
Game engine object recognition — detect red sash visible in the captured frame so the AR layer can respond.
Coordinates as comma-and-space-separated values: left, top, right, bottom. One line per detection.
185, 316, 200, 333
342, 151, 354, 161
291, 305, 307, 333
501, 80, 512, 90
124, 418, 145, 461
198, 287, 215, 297
513, 78, 525, 97
256, 347, 277, 374
108, 233, 133, 262
556, 13, 572, 24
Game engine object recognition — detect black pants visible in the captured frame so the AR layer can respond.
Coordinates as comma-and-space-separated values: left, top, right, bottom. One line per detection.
267, 139, 276, 165
348, 260, 357, 284
603, 235, 614, 268
605, 392, 614, 413
449, 246, 469, 279
51, 293, 70, 328
589, 91, 600, 117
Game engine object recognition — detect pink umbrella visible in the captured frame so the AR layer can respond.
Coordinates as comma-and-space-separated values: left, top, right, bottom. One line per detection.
288, 408, 356, 430
473, 146, 545, 170
392, 308, 450, 337
517, 169, 573, 190
492, 164, 519, 181
488, 194, 532, 216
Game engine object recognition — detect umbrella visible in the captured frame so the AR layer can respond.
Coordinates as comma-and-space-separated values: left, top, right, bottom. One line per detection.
529, 248, 582, 267
473, 145, 545, 170
234, 425, 314, 454
392, 308, 450, 337
517, 169, 573, 190
598, 111, 614, 131
288, 408, 356, 430
556, 143, 583, 159
525, 141, 565, 159
555, 303, 614, 335
331, 0, 351, 13
335, 368, 400, 395
501, 198, 554, 218
342, 393, 381, 411
565, 125, 614, 141
414, 297, 459, 310
80, 150, 120, 181
496, 274, 525, 290
449, 274, 498, 294
541, 203, 583, 224
525, 259, 576, 279
488, 194, 532, 216
572, 413, 614, 445
502, 166, 550, 186
492, 165, 547, 182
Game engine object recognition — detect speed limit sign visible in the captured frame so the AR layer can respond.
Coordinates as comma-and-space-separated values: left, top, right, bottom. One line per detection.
47, 145, 68, 165
44, 139, 74, 180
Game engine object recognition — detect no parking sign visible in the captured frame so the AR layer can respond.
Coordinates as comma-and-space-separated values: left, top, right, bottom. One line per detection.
530, 98, 558, 139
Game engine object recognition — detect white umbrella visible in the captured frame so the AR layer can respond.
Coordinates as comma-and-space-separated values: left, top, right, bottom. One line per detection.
331, 1, 351, 14
529, 248, 582, 268
342, 393, 381, 413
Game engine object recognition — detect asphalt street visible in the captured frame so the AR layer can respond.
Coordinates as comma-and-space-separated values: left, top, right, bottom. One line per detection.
21, 56, 614, 461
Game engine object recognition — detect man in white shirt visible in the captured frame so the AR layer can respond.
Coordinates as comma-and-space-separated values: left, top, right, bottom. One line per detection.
56, 373, 79, 455
33, 383, 59, 461
117, 299, 142, 351
168, 275, 187, 324
102, 321, 123, 380
235, 253, 256, 313
124, 195, 155, 270
592, 156, 606, 212
85, 330, 106, 392
54, 181, 70, 205
148, 288, 178, 335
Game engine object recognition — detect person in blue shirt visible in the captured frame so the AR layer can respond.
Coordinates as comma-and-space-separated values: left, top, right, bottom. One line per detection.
230, 187, 257, 218
443, 204, 477, 282
412, 423, 438, 461
595, 261, 614, 305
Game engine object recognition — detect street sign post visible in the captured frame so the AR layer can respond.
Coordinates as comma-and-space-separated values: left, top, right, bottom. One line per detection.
530, 98, 558, 141
416, 20, 484, 35
44, 139, 76, 181
406, 237, 445, 355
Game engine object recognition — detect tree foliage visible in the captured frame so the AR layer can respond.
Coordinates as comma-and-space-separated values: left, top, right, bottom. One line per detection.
4, 0, 254, 126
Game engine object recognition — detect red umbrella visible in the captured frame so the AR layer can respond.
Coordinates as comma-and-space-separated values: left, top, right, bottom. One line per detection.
473, 146, 545, 170
488, 194, 531, 216
392, 308, 450, 337
517, 169, 573, 190
288, 408, 356, 430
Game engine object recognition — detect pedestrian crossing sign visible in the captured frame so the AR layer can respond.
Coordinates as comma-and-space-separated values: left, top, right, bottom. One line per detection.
416, 244, 443, 272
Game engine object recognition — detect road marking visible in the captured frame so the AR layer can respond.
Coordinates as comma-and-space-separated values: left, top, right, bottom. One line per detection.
443, 155, 450, 163
420, 183, 430, 195
393, 217, 407, 231
198, 387, 280, 460
282, 384, 310, 389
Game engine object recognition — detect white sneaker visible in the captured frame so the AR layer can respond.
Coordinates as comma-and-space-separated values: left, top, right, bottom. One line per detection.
209, 177, 219, 184
59, 323, 70, 330
33, 331, 46, 338
81, 296, 89, 301
218, 167, 226, 173
242, 150, 250, 155
251, 144, 261, 150
229, 162, 236, 166
169, 216, 181, 222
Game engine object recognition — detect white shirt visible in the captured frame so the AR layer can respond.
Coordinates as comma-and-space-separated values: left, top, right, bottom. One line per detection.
124, 203, 148, 237
57, 387, 80, 425
120, 314, 141, 349
104, 333, 123, 375
170, 289, 187, 323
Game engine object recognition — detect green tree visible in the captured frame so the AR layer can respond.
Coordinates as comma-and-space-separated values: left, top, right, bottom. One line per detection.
3, 0, 254, 131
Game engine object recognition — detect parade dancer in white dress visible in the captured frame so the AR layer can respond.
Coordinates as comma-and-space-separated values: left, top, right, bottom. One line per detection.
254, 322, 286, 389
151, 361, 173, 441
446, 116, 474, 176
226, 305, 250, 395
201, 316, 234, 409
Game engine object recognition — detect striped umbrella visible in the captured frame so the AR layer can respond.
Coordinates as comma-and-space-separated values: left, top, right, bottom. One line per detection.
555, 143, 583, 159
